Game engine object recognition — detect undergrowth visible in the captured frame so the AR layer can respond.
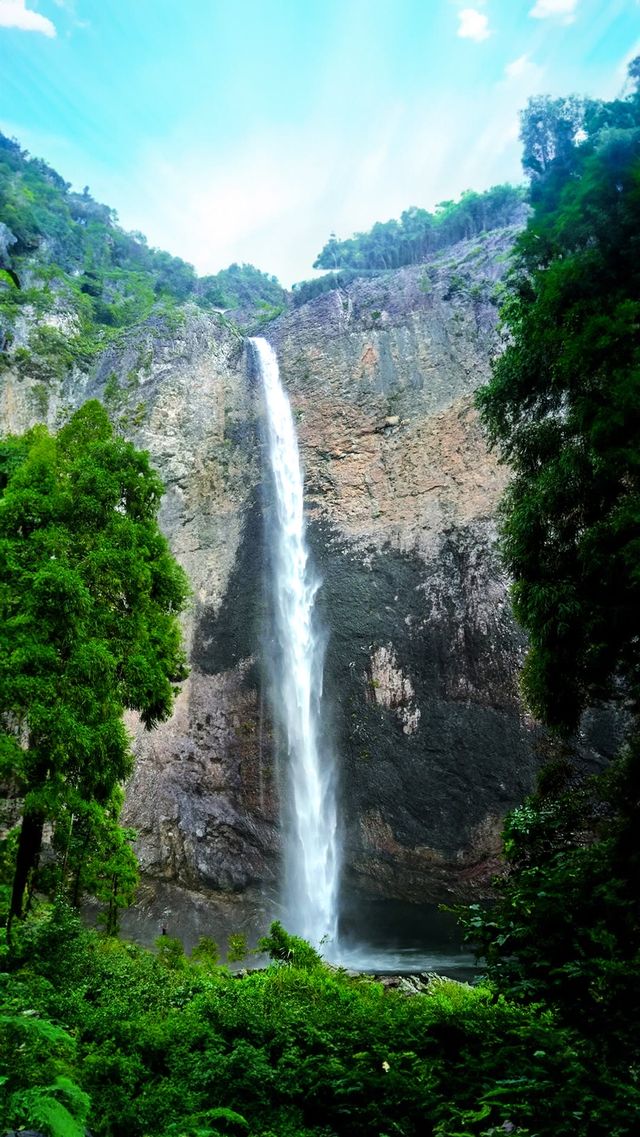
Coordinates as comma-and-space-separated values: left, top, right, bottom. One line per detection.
1, 906, 637, 1137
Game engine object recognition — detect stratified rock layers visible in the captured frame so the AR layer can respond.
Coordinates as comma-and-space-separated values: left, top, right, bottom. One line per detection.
266, 233, 535, 905
119, 231, 538, 918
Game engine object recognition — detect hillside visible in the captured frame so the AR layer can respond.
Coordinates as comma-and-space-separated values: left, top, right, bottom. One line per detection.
0, 132, 284, 385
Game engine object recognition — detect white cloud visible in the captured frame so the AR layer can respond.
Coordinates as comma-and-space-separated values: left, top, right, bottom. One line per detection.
504, 54, 544, 83
0, 0, 56, 36
529, 0, 578, 23
457, 8, 490, 42
505, 54, 529, 80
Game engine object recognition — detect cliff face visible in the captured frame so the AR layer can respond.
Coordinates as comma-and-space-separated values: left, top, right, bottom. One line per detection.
1, 227, 607, 940
265, 228, 535, 908
121, 227, 536, 930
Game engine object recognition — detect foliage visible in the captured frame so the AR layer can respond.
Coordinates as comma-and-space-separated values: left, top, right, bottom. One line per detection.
0, 402, 189, 920
312, 185, 524, 274
465, 58, 640, 1082
0, 133, 286, 381
2, 910, 637, 1137
155, 934, 188, 971
292, 268, 368, 307
191, 935, 220, 971
256, 919, 323, 969
226, 932, 249, 964
458, 736, 640, 1057
476, 76, 640, 730
48, 790, 140, 934
0, 1013, 90, 1137
195, 263, 286, 313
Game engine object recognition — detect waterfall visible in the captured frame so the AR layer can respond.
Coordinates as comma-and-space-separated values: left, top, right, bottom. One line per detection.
250, 336, 339, 950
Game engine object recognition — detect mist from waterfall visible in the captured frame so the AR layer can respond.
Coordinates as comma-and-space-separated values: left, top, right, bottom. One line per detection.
250, 336, 339, 951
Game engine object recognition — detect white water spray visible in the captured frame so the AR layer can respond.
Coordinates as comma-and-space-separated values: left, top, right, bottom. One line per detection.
250, 336, 339, 949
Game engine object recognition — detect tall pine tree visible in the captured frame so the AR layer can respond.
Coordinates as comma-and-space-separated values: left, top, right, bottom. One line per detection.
0, 401, 189, 922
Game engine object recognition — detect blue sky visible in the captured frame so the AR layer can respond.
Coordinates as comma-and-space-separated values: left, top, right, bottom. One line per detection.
0, 0, 638, 284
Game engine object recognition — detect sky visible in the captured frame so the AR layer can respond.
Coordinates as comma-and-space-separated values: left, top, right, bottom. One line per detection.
0, 0, 638, 285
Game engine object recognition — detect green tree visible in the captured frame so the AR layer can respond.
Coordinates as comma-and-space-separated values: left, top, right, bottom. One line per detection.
195, 262, 286, 312
466, 62, 640, 1052
477, 91, 640, 730
518, 94, 586, 182
49, 788, 139, 934
0, 401, 189, 924
312, 184, 524, 274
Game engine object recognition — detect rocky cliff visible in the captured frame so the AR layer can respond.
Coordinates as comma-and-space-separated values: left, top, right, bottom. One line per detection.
0, 225, 612, 945
266, 227, 534, 917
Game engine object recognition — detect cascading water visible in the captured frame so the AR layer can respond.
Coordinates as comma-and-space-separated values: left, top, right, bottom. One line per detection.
250, 336, 339, 950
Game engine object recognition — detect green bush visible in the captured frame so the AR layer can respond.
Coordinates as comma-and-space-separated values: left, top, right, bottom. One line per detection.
2, 911, 637, 1137
256, 919, 322, 969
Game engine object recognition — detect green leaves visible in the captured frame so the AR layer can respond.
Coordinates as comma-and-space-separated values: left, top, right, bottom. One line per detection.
8, 1077, 91, 1137
256, 920, 323, 970
0, 1009, 90, 1137
4, 910, 639, 1137
477, 85, 640, 731
312, 185, 524, 274
1, 403, 188, 917
463, 62, 640, 1099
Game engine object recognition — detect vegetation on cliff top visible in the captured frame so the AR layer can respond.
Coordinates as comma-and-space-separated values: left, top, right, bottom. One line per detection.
0, 127, 528, 374
313, 184, 524, 272
291, 183, 525, 306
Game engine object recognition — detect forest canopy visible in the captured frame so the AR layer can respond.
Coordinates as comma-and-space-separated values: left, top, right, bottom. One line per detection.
312, 183, 525, 273
289, 183, 525, 305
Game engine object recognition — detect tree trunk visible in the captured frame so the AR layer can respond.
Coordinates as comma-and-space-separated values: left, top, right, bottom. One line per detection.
71, 831, 91, 908
106, 875, 119, 937
9, 808, 45, 924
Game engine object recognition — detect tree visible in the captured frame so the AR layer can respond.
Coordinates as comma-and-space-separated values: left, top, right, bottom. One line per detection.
477, 80, 640, 732
312, 184, 524, 273
48, 787, 139, 934
519, 94, 586, 182
195, 263, 286, 311
464, 61, 640, 1053
0, 401, 189, 923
